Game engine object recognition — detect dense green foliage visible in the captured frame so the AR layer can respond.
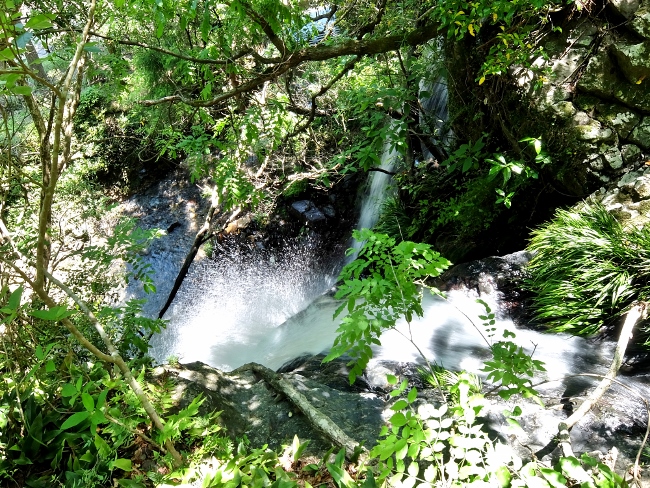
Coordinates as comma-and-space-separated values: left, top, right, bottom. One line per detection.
526, 204, 650, 345
1, 0, 647, 485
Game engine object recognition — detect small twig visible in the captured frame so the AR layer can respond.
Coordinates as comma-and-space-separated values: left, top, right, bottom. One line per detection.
103, 412, 166, 454
632, 397, 650, 487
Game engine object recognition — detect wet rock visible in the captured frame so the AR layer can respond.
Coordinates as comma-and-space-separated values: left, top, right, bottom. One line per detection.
167, 222, 182, 233
290, 200, 327, 225
438, 251, 532, 286
321, 204, 336, 218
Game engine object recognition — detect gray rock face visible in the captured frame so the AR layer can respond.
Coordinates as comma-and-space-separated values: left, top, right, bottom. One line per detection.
611, 41, 650, 84
578, 51, 650, 113
629, 117, 650, 148
595, 104, 641, 139
590, 166, 650, 228
154, 361, 384, 454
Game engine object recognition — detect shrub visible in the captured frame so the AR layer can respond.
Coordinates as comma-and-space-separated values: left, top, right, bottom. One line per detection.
525, 203, 650, 345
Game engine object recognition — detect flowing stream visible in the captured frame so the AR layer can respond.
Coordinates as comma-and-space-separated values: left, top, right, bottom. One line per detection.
144, 120, 650, 440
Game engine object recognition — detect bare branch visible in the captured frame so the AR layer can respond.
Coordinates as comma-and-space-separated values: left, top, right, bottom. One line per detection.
39, 28, 260, 65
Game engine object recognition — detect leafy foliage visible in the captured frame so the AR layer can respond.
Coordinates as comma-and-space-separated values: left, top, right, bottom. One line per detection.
525, 203, 650, 343
324, 229, 451, 383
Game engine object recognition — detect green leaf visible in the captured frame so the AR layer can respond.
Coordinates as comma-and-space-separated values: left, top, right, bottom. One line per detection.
111, 458, 132, 471
29, 306, 75, 321
83, 42, 101, 53
61, 383, 78, 397
391, 400, 408, 411
539, 467, 567, 488
495, 465, 511, 487
45, 360, 56, 373
7, 286, 23, 310
80, 450, 94, 463
60, 411, 90, 430
0, 48, 16, 61
386, 374, 397, 385
559, 456, 592, 483
96, 389, 108, 410
25, 13, 55, 30
81, 392, 95, 412
407, 387, 417, 403
389, 412, 407, 427
8, 85, 32, 96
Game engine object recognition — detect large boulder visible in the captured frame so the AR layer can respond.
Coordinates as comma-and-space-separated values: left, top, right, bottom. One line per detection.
611, 41, 650, 85
153, 361, 384, 454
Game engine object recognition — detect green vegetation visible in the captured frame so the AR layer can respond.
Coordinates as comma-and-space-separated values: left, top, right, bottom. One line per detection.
526, 204, 650, 345
0, 0, 648, 485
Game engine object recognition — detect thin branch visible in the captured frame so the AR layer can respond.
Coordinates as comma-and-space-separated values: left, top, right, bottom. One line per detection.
368, 167, 396, 176
237, 0, 287, 57
284, 55, 360, 140
40, 28, 256, 65
356, 0, 388, 40
140, 24, 440, 108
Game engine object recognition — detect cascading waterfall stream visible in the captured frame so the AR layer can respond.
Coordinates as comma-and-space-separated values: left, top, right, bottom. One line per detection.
148, 125, 401, 369
144, 98, 649, 426
348, 137, 398, 259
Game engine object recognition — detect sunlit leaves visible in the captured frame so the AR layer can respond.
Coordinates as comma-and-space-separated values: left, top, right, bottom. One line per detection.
325, 229, 450, 383
526, 204, 650, 343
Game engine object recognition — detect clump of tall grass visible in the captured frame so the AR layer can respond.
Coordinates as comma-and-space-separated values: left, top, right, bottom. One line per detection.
525, 204, 650, 346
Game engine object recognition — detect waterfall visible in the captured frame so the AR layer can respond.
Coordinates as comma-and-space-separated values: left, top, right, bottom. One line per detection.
348, 131, 399, 259
419, 77, 454, 161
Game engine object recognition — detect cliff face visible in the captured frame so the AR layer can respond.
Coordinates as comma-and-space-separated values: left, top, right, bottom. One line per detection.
517, 1, 650, 226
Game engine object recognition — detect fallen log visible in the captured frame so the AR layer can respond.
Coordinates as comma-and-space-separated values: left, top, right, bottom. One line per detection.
250, 363, 368, 463
536, 302, 647, 467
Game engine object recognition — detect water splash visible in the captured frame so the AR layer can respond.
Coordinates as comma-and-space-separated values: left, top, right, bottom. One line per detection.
149, 235, 341, 370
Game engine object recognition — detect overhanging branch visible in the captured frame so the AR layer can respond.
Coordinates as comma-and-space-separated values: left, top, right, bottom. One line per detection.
140, 24, 440, 108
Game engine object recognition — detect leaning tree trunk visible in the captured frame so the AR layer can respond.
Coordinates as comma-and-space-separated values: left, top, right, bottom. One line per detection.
251, 363, 368, 462
157, 189, 243, 319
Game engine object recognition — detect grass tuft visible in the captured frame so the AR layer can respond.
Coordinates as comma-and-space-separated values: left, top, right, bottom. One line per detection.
525, 204, 650, 346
